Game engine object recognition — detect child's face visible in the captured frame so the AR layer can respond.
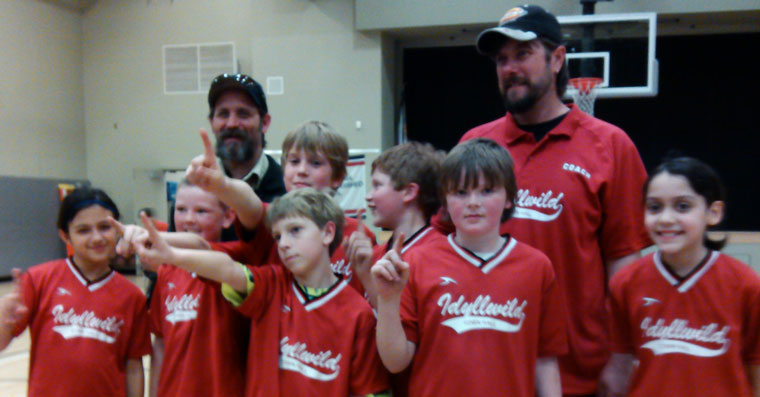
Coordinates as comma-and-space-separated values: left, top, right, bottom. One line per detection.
271, 216, 333, 278
174, 185, 233, 242
59, 205, 117, 269
283, 147, 341, 192
644, 172, 723, 261
446, 173, 510, 239
366, 170, 405, 229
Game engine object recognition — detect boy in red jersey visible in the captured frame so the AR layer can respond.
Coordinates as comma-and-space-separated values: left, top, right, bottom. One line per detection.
146, 180, 251, 397
133, 188, 389, 397
373, 138, 568, 397
186, 121, 377, 293
346, 141, 445, 307
345, 141, 444, 396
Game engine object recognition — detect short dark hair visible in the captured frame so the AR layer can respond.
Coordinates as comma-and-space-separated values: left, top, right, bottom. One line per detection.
57, 186, 120, 232
439, 138, 517, 223
644, 156, 727, 251
372, 142, 445, 220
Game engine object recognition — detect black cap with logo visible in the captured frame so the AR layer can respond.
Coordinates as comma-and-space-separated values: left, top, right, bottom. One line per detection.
476, 5, 562, 55
208, 73, 268, 115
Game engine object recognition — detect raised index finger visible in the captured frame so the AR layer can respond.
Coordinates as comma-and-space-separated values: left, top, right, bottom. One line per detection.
391, 231, 405, 255
10, 268, 23, 289
139, 211, 160, 239
355, 208, 367, 237
199, 129, 216, 167
107, 216, 126, 235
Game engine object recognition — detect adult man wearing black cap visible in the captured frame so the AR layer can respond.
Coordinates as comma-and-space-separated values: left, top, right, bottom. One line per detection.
460, 5, 651, 395
167, 74, 285, 240
206, 73, 287, 203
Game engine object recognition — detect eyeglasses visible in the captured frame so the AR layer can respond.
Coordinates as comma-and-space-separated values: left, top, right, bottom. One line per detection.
211, 73, 256, 87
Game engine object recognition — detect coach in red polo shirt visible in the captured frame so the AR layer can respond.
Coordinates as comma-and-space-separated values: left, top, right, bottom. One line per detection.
461, 5, 651, 395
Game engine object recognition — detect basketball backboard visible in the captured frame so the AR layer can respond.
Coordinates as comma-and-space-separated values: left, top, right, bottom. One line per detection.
558, 12, 657, 99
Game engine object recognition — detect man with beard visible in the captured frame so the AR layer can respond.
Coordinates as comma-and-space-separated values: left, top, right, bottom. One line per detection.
169, 74, 285, 236
206, 73, 286, 203
459, 5, 651, 396
151, 75, 287, 304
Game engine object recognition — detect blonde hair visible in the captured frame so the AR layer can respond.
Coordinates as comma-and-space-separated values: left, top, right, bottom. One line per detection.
177, 179, 228, 211
265, 188, 345, 255
281, 121, 349, 184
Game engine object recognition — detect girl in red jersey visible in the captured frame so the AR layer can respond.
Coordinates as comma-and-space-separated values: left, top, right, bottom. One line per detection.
601, 157, 760, 396
0, 187, 151, 397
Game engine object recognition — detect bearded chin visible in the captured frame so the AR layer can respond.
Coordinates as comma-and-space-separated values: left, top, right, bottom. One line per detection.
502, 88, 539, 114
216, 141, 254, 162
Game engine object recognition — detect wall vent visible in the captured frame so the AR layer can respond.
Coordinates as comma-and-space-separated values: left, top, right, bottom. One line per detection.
163, 42, 236, 94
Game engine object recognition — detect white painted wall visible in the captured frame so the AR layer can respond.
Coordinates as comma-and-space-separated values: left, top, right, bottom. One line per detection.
82, 0, 387, 222
356, 0, 760, 30
0, 0, 85, 179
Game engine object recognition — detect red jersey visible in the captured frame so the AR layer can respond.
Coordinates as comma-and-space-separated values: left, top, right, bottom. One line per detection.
234, 208, 378, 294
235, 265, 388, 396
400, 234, 568, 397
14, 259, 152, 397
150, 264, 249, 397
372, 225, 443, 262
608, 251, 760, 396
255, 213, 377, 296
372, 225, 444, 397
458, 105, 651, 393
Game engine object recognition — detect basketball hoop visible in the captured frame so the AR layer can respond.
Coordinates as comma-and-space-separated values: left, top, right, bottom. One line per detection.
569, 77, 603, 116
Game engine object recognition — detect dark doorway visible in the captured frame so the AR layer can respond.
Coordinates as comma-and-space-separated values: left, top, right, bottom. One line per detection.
402, 33, 760, 230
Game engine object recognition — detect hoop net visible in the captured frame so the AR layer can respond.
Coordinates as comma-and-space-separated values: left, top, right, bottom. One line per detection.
569, 77, 603, 116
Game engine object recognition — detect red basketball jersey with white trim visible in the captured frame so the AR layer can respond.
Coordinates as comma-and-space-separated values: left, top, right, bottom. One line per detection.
372, 225, 444, 262
150, 264, 249, 396
400, 235, 568, 397
230, 203, 377, 295
262, 215, 377, 293
609, 251, 760, 396
14, 259, 151, 397
236, 265, 388, 397
372, 226, 445, 397
459, 105, 651, 393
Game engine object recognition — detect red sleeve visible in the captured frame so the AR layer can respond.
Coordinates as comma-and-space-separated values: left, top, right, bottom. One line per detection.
363, 223, 378, 246
372, 243, 388, 263
12, 271, 36, 337
349, 309, 390, 395
607, 270, 634, 354
599, 132, 652, 260
148, 267, 165, 336
153, 220, 169, 232
212, 221, 275, 268
236, 265, 280, 321
430, 208, 455, 235
741, 269, 760, 364
127, 293, 153, 359
537, 258, 569, 357
399, 252, 420, 344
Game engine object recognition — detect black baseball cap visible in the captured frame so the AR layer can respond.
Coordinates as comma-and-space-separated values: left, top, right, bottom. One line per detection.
208, 73, 268, 115
476, 5, 562, 55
